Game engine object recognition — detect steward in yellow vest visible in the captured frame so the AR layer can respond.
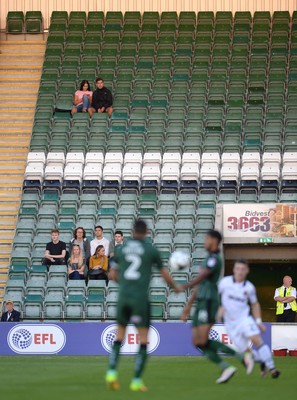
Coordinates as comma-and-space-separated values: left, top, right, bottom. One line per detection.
274, 276, 297, 322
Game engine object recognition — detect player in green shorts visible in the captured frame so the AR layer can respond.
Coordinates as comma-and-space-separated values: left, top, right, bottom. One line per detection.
105, 220, 178, 392
181, 230, 254, 384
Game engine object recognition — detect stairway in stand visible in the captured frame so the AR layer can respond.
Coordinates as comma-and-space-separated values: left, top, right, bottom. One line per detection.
0, 40, 45, 306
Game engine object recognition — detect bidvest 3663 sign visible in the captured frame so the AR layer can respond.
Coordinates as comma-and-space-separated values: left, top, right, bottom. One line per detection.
223, 204, 297, 242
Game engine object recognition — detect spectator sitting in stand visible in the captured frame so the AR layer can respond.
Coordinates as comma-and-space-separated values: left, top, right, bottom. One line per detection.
69, 227, 91, 264
71, 80, 93, 114
67, 244, 85, 280
88, 77, 113, 117
109, 230, 124, 258
88, 245, 109, 282
1, 300, 20, 322
90, 225, 110, 256
42, 229, 66, 271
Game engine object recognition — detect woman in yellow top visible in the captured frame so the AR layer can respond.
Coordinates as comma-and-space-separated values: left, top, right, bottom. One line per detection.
88, 245, 109, 283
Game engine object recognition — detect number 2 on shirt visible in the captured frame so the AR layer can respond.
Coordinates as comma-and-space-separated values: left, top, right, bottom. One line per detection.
124, 254, 141, 280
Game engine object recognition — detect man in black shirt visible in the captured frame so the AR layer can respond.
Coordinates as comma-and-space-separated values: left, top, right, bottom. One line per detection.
42, 229, 66, 270
89, 77, 113, 117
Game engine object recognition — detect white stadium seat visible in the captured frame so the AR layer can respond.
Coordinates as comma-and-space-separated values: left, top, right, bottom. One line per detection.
241, 163, 260, 181
85, 152, 104, 164
142, 164, 161, 182
261, 164, 280, 181
182, 152, 201, 164
143, 152, 162, 165
83, 164, 103, 181
220, 163, 239, 181
24, 163, 44, 181
283, 152, 297, 164
200, 164, 220, 181
124, 152, 143, 165
201, 152, 220, 165
104, 152, 123, 164
46, 152, 65, 166
262, 152, 281, 164
27, 152, 46, 164
161, 164, 180, 181
180, 163, 200, 180
102, 164, 122, 181
44, 165, 64, 181
282, 164, 297, 180
242, 152, 260, 164
122, 163, 142, 181
64, 163, 83, 182
221, 152, 240, 164
65, 152, 85, 166
163, 152, 182, 164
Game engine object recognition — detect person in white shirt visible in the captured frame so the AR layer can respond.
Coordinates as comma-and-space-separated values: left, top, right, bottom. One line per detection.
218, 259, 280, 379
90, 225, 110, 256
274, 276, 297, 322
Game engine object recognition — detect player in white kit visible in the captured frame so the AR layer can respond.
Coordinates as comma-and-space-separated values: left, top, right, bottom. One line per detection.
218, 259, 280, 379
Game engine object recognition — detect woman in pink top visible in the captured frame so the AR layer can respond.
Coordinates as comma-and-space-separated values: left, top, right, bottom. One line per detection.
72, 80, 93, 114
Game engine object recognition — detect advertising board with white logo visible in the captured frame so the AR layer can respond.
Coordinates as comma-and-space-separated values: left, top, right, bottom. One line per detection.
0, 322, 271, 356
7, 324, 66, 354
101, 324, 160, 354
271, 324, 297, 350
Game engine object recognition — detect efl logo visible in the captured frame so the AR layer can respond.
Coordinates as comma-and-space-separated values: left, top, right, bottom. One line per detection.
209, 326, 235, 349
101, 324, 160, 355
209, 325, 252, 350
7, 324, 66, 354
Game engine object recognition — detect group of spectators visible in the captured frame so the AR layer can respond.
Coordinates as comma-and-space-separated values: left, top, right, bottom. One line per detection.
71, 77, 113, 117
42, 226, 124, 284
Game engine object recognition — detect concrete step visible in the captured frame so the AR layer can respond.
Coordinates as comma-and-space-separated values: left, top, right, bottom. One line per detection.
0, 149, 28, 155
0, 57, 44, 66
0, 78, 40, 84
0, 233, 14, 241
1, 154, 27, 164
0, 65, 42, 71
0, 73, 41, 80
0, 207, 18, 215
0, 46, 45, 55
0, 86, 38, 91
0, 166, 25, 174
0, 115, 33, 123
0, 178, 24, 186
0, 99, 36, 106
0, 111, 34, 116
0, 146, 29, 152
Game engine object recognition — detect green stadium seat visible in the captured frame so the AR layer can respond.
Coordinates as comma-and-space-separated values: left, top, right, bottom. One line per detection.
25, 11, 43, 33
29, 265, 48, 283
51, 11, 68, 21
87, 280, 106, 297
65, 295, 85, 319
44, 294, 64, 319
6, 11, 24, 33
9, 264, 28, 281
86, 295, 105, 319
24, 295, 44, 319
5, 279, 26, 298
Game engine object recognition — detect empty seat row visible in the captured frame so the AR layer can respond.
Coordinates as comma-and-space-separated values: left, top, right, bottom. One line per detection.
24, 151, 297, 190
6, 11, 43, 33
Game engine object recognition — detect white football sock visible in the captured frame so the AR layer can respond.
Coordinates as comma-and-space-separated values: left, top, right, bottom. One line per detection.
251, 348, 261, 363
256, 344, 275, 369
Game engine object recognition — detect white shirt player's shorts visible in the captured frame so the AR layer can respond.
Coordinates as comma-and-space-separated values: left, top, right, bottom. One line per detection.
226, 316, 260, 353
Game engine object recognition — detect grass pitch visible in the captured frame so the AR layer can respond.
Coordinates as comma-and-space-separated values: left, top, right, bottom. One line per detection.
1, 356, 296, 400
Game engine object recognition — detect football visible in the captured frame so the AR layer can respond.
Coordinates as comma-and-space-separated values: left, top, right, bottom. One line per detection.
169, 251, 191, 271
